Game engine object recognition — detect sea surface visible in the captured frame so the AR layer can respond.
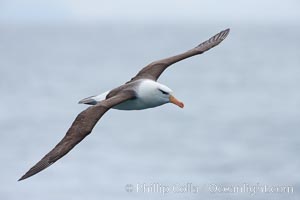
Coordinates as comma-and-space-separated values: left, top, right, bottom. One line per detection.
1, 22, 299, 200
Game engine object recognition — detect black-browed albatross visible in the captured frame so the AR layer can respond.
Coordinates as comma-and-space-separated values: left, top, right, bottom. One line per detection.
19, 28, 230, 181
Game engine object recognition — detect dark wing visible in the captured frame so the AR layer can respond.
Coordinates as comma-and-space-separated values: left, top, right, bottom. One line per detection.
128, 28, 230, 82
18, 90, 135, 181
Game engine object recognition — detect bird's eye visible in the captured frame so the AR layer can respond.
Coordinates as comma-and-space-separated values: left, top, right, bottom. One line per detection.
159, 89, 169, 95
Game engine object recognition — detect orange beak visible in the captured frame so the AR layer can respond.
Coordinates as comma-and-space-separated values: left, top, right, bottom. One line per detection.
169, 95, 184, 108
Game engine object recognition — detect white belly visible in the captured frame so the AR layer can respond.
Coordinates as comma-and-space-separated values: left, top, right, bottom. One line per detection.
113, 98, 164, 110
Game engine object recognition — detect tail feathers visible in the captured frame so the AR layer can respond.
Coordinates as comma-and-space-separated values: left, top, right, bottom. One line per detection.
78, 96, 98, 105
79, 91, 110, 105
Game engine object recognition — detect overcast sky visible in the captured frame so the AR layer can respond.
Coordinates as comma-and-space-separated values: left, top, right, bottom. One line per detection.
0, 0, 299, 23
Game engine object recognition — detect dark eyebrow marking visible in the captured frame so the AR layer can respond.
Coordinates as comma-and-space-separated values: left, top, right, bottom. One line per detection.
159, 89, 169, 95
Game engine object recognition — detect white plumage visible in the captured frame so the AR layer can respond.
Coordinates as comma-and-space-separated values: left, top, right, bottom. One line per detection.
79, 79, 176, 110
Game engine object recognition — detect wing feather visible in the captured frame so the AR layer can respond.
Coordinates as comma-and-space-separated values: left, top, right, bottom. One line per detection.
18, 91, 135, 181
128, 28, 230, 82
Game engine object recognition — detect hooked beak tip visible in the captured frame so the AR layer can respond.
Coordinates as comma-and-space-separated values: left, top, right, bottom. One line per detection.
169, 95, 184, 109
179, 102, 184, 108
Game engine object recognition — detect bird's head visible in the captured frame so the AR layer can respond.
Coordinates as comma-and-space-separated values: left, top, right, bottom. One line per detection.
155, 83, 184, 108
138, 80, 184, 108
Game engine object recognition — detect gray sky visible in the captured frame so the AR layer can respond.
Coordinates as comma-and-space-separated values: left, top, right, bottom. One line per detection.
0, 0, 299, 23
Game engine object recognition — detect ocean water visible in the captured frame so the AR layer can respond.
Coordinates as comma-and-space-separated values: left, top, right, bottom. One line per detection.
1, 22, 299, 200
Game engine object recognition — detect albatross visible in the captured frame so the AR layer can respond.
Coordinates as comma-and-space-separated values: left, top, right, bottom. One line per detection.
19, 28, 230, 181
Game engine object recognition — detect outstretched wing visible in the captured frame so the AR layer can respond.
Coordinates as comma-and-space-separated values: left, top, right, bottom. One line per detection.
18, 90, 135, 181
128, 28, 230, 82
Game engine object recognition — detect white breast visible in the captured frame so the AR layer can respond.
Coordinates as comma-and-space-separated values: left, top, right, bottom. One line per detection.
113, 79, 170, 110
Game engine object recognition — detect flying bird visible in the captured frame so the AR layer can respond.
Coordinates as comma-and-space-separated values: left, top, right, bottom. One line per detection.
19, 28, 230, 181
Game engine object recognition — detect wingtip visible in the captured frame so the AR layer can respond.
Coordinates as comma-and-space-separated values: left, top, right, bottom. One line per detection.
18, 175, 27, 181
219, 28, 230, 39
213, 28, 230, 44
225, 28, 230, 34
18, 171, 34, 181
